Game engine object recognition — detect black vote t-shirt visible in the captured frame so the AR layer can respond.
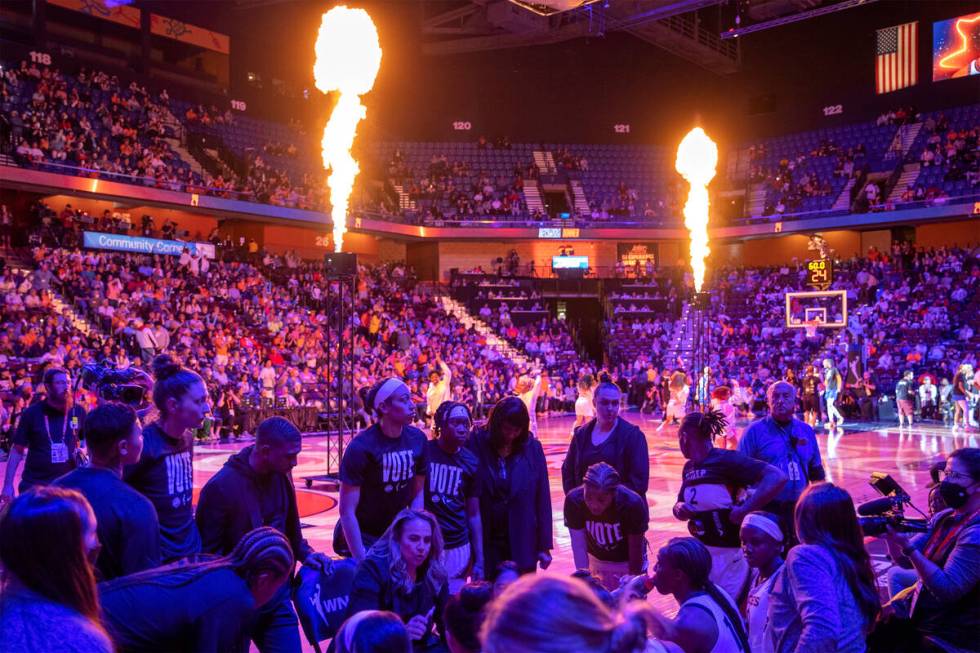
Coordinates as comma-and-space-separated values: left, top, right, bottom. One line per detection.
678, 448, 767, 548
13, 401, 85, 490
424, 439, 480, 549
124, 422, 201, 562
340, 423, 427, 539
564, 485, 649, 562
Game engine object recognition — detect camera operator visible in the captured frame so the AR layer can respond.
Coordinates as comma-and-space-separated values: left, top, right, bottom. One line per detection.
2, 368, 85, 504
869, 447, 980, 653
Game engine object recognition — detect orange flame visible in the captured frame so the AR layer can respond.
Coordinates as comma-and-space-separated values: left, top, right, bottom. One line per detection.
313, 6, 382, 252
675, 127, 718, 294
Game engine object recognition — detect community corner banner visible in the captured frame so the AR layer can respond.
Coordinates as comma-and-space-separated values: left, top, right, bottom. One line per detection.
83, 231, 215, 259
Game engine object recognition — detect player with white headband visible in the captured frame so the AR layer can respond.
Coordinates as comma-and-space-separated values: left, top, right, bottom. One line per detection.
740, 511, 786, 653
335, 376, 428, 562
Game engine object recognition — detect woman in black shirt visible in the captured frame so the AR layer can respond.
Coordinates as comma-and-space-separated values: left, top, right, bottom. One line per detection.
347, 508, 449, 652
467, 396, 553, 575
124, 355, 209, 562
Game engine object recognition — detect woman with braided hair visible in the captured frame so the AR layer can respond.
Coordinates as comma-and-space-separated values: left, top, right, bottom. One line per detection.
648, 536, 751, 653
425, 400, 485, 593
482, 573, 679, 653
99, 526, 295, 652
674, 410, 787, 603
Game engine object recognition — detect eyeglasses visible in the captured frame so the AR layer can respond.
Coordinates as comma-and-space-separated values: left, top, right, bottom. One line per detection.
941, 469, 973, 482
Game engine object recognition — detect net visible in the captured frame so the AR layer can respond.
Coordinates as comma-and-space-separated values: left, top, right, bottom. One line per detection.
804, 320, 820, 339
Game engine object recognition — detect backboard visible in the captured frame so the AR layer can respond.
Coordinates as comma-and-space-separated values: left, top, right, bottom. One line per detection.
785, 289, 847, 329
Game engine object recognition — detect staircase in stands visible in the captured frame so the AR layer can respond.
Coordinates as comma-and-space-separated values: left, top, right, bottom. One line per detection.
392, 184, 416, 211
887, 163, 922, 203
569, 179, 590, 216
439, 295, 530, 367
523, 182, 545, 215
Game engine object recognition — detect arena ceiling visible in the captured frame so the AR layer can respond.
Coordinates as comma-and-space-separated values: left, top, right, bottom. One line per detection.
416, 0, 881, 73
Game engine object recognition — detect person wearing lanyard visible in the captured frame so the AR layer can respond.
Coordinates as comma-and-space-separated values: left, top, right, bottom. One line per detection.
2, 367, 85, 502
738, 381, 825, 544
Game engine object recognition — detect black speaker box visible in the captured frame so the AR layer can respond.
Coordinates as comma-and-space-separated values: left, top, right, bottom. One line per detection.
324, 252, 357, 276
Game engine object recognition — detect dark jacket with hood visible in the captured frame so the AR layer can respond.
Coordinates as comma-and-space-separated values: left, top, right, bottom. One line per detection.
195, 445, 312, 562
561, 417, 649, 495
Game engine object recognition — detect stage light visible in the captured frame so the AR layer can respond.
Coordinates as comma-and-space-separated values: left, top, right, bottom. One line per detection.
313, 6, 382, 252
675, 127, 717, 294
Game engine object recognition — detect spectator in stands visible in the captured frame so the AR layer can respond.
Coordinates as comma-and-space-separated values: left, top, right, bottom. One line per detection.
0, 486, 112, 653
195, 416, 331, 651
347, 508, 449, 651
425, 401, 484, 592
674, 410, 786, 602
768, 483, 879, 653
564, 462, 649, 590
869, 447, 980, 652
425, 358, 452, 423
2, 367, 85, 501
99, 527, 294, 653
53, 402, 160, 581
468, 396, 553, 575
562, 381, 649, 495
337, 377, 427, 562
738, 381, 825, 542
124, 354, 207, 562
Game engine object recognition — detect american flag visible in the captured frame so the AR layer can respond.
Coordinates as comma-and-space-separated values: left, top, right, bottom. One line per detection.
876, 22, 917, 94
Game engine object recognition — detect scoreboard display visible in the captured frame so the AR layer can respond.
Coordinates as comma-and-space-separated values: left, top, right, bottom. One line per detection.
806, 259, 833, 289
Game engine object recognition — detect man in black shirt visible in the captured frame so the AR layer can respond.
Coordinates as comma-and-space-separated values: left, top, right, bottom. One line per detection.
196, 416, 331, 653
2, 368, 85, 501
337, 378, 427, 562
54, 402, 160, 580
425, 401, 484, 593
564, 462, 648, 590
896, 369, 915, 428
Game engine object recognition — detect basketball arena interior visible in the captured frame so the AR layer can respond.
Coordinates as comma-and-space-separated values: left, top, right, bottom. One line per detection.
0, 1, 978, 652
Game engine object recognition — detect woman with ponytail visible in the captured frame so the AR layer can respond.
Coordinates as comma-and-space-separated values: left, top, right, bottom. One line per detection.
0, 487, 113, 653
674, 410, 787, 602
481, 573, 670, 653
99, 526, 294, 652
648, 536, 751, 653
768, 483, 879, 653
124, 353, 209, 561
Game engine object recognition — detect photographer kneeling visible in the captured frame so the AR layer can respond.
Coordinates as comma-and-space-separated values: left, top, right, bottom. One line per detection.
869, 447, 980, 653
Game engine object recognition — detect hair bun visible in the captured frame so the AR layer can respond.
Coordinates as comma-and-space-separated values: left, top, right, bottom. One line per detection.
609, 615, 645, 653
151, 354, 182, 381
